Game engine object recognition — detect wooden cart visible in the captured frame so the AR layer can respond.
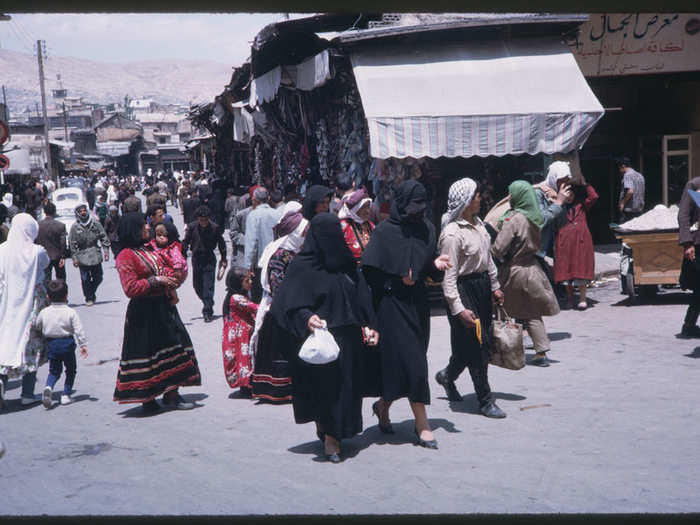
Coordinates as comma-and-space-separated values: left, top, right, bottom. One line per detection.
614, 230, 683, 301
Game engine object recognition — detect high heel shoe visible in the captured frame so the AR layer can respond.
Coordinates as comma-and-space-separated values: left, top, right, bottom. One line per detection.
414, 428, 438, 450
372, 401, 395, 434
325, 452, 341, 463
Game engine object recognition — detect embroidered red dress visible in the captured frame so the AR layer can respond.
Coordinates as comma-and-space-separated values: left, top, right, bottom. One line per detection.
222, 294, 258, 389
113, 245, 201, 404
340, 219, 375, 263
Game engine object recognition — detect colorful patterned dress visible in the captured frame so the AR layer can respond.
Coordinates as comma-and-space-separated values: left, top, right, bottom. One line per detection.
113, 245, 201, 404
222, 294, 258, 389
340, 219, 374, 263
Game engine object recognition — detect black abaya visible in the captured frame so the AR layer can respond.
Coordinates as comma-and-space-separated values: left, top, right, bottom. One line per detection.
270, 213, 376, 440
361, 180, 441, 404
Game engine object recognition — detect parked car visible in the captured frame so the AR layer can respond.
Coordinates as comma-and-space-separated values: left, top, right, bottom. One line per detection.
60, 177, 87, 193
52, 187, 88, 229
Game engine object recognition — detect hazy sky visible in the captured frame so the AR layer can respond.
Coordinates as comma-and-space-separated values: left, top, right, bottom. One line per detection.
0, 13, 298, 64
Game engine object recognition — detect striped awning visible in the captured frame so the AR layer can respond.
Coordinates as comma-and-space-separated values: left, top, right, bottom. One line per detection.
350, 37, 604, 159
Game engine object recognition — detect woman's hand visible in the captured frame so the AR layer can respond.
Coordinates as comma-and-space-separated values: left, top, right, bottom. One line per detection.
307, 314, 325, 331
363, 327, 380, 346
434, 254, 452, 271
402, 268, 416, 286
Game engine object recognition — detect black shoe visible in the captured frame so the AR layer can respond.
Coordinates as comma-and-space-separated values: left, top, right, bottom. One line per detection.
372, 400, 394, 434
480, 401, 506, 419
680, 324, 700, 338
142, 400, 161, 415
239, 386, 252, 398
435, 369, 462, 402
204, 314, 214, 323
530, 355, 551, 367
414, 428, 438, 450
325, 452, 341, 463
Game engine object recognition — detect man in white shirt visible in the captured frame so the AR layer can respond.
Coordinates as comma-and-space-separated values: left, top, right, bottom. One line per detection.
244, 187, 279, 302
617, 156, 645, 222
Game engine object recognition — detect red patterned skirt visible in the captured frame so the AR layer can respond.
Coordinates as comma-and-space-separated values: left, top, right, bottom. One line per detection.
113, 295, 201, 404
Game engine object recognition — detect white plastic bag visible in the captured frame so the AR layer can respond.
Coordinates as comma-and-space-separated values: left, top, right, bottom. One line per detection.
299, 322, 340, 365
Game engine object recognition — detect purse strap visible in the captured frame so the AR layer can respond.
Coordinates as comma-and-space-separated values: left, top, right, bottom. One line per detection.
495, 304, 512, 322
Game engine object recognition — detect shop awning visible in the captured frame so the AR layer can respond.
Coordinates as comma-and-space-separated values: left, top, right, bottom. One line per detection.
350, 37, 604, 159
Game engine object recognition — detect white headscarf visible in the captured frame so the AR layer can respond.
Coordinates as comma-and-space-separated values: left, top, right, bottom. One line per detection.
0, 213, 49, 369
2, 193, 13, 208
545, 161, 572, 190
338, 197, 372, 224
441, 177, 478, 229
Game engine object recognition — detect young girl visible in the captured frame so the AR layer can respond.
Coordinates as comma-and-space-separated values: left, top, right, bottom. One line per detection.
150, 222, 187, 305
222, 267, 258, 397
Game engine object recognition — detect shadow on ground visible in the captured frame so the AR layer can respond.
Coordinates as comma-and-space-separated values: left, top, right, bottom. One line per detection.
685, 348, 700, 358
440, 391, 526, 415
288, 417, 459, 463
117, 392, 209, 418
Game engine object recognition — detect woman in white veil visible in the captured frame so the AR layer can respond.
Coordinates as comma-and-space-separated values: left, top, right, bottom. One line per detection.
0, 213, 50, 408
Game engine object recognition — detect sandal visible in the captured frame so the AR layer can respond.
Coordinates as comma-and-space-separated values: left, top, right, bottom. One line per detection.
577, 301, 587, 310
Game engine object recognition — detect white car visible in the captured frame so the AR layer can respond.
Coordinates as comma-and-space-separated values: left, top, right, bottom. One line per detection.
52, 187, 89, 229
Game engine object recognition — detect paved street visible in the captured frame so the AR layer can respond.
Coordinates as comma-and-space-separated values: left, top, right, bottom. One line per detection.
2, 207, 700, 515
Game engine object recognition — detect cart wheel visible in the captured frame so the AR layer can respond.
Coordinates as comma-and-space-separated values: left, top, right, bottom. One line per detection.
625, 272, 637, 304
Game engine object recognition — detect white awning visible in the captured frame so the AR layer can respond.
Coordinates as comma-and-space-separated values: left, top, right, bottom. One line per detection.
350, 37, 604, 159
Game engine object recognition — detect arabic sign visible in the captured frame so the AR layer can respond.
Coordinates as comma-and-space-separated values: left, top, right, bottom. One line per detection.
568, 13, 700, 77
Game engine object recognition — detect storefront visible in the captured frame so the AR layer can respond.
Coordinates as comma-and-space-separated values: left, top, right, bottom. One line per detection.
568, 13, 700, 242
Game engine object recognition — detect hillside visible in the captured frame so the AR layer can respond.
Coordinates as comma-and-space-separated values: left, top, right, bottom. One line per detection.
0, 48, 233, 113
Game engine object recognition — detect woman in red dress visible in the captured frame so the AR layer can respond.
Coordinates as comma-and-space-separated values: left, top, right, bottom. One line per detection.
113, 212, 201, 414
221, 267, 257, 397
338, 188, 374, 263
553, 181, 599, 310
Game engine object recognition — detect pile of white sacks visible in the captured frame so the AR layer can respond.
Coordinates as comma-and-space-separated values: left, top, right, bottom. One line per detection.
617, 204, 679, 232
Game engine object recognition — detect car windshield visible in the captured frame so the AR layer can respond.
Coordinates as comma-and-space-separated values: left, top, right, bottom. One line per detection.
56, 193, 80, 202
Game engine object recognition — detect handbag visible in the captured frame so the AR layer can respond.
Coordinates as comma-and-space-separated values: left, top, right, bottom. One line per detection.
298, 322, 340, 365
490, 305, 525, 370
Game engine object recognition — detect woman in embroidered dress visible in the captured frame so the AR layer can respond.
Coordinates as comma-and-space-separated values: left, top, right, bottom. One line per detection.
338, 188, 374, 263
221, 267, 258, 396
0, 213, 50, 409
250, 203, 308, 402
113, 212, 201, 414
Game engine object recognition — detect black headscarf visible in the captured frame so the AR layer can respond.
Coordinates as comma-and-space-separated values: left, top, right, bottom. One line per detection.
163, 220, 180, 244
270, 213, 376, 338
301, 185, 332, 220
118, 212, 147, 249
362, 180, 436, 278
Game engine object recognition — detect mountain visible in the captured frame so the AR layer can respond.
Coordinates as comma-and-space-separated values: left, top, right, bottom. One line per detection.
0, 48, 233, 114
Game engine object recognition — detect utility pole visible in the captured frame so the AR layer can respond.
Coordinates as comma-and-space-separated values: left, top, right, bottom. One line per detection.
1, 85, 7, 121
37, 39, 53, 180
62, 101, 68, 141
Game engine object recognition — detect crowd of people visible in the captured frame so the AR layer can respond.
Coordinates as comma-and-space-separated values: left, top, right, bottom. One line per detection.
2, 155, 674, 464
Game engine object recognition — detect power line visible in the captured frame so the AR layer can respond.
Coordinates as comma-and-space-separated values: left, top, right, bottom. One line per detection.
6, 21, 34, 54
10, 20, 33, 51
13, 16, 37, 45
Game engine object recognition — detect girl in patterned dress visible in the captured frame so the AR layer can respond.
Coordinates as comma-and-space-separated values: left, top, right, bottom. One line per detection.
150, 222, 187, 305
221, 267, 258, 397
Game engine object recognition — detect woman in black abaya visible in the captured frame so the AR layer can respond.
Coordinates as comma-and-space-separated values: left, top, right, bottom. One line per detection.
270, 213, 379, 463
301, 185, 332, 220
361, 180, 451, 449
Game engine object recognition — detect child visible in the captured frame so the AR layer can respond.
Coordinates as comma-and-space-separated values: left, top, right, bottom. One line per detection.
34, 280, 88, 408
94, 194, 109, 227
221, 267, 257, 397
150, 221, 187, 305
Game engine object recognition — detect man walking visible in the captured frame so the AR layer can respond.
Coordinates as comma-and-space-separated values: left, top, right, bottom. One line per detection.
122, 188, 141, 213
182, 190, 200, 225
678, 177, 700, 337
183, 206, 227, 323
69, 204, 110, 306
35, 201, 68, 285
617, 156, 645, 222
244, 187, 279, 302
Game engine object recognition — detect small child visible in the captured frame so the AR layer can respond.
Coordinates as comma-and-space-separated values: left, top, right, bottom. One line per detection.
150, 221, 187, 305
221, 267, 257, 397
34, 280, 88, 408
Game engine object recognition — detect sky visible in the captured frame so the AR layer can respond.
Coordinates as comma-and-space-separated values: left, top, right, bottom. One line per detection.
0, 13, 300, 64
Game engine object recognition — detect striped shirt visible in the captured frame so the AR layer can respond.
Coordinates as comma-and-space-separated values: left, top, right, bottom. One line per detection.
620, 168, 645, 212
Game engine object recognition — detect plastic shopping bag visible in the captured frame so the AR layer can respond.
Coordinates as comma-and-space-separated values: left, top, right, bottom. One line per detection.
298, 323, 340, 365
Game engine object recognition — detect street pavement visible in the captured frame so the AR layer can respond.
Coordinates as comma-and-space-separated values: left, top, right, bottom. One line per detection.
2, 204, 699, 515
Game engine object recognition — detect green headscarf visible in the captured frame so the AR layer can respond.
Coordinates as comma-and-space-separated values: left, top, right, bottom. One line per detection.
497, 180, 544, 230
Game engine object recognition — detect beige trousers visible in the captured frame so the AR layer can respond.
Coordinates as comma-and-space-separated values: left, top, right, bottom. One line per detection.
523, 317, 550, 352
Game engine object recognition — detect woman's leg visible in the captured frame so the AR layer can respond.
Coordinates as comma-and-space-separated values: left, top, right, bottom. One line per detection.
21, 371, 37, 399
374, 397, 392, 426
565, 284, 576, 308
578, 283, 588, 307
410, 401, 434, 441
